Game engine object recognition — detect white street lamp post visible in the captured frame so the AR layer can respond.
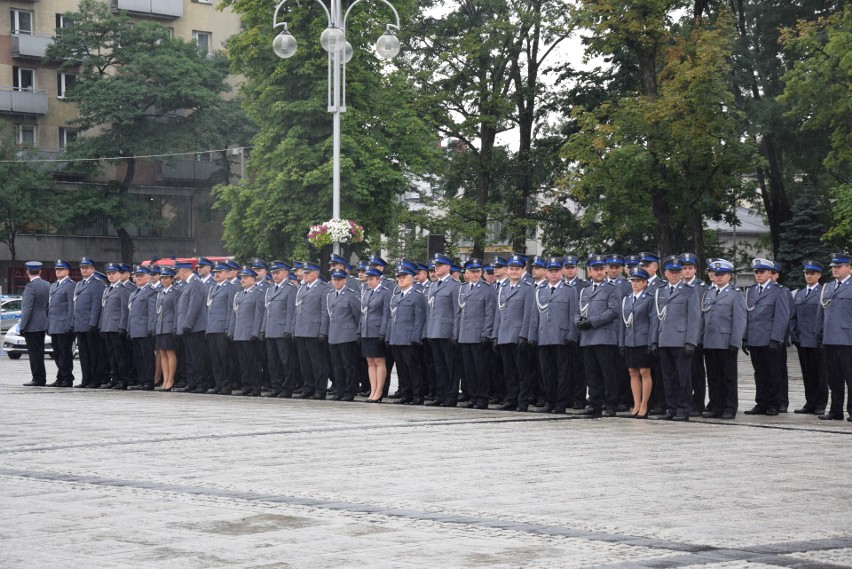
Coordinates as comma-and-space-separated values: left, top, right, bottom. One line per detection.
273, 0, 401, 255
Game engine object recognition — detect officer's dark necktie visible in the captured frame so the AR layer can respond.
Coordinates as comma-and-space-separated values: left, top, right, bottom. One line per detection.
551, 286, 556, 295
758, 285, 764, 295
592, 283, 598, 293
670, 285, 675, 294
805, 287, 810, 297
715, 287, 720, 297
837, 280, 842, 291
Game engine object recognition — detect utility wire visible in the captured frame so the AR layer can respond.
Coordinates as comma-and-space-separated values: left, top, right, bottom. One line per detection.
0, 146, 252, 164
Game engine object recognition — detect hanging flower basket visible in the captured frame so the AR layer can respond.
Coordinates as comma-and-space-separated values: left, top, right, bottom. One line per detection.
307, 219, 365, 248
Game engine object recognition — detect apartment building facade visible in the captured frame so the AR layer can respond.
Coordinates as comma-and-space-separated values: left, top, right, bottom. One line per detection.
0, 0, 243, 292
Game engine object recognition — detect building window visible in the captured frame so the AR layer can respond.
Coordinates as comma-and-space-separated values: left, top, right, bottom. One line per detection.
57, 72, 76, 98
11, 9, 33, 35
13, 67, 35, 92
166, 27, 174, 38
192, 31, 211, 54
55, 13, 73, 30
16, 125, 36, 147
194, 0, 213, 4
59, 128, 78, 151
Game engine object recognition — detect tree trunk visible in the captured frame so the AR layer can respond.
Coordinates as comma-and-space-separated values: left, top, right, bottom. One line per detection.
118, 157, 137, 264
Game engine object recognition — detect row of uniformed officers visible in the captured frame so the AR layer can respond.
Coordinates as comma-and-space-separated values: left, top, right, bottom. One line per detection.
16, 250, 852, 422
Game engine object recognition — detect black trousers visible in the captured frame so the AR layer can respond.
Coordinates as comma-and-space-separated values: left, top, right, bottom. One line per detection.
750, 345, 782, 410
500, 343, 530, 407
567, 342, 586, 407
392, 344, 423, 400
616, 350, 632, 407
527, 344, 542, 403
797, 346, 827, 411
23, 331, 46, 384
76, 330, 101, 387
383, 346, 395, 398
183, 331, 209, 390
96, 333, 111, 385
296, 336, 329, 396
175, 334, 186, 386
778, 345, 789, 409
704, 348, 738, 415
131, 336, 155, 388
659, 347, 693, 418
489, 343, 506, 401
51, 332, 75, 385
691, 345, 706, 411
583, 344, 619, 411
236, 340, 261, 393
538, 344, 570, 409
266, 336, 295, 395
122, 334, 136, 384
423, 340, 436, 396
430, 338, 458, 404
207, 333, 230, 392
227, 338, 240, 390
823, 344, 852, 416
649, 355, 665, 411
104, 332, 131, 386
460, 342, 490, 405
329, 341, 359, 398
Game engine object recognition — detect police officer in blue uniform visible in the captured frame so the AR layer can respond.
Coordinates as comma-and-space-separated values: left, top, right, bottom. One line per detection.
197, 257, 215, 288
680, 253, 708, 415
700, 259, 746, 419
360, 267, 390, 402
649, 256, 701, 421
562, 254, 589, 409
618, 267, 655, 417
228, 267, 265, 396
261, 261, 297, 398
816, 252, 852, 421
742, 258, 790, 416
206, 262, 237, 394
385, 264, 427, 404
20, 261, 50, 387
790, 260, 828, 415
73, 258, 106, 388
575, 254, 620, 417
425, 253, 462, 407
321, 268, 362, 401
494, 254, 535, 411
294, 261, 330, 399
100, 263, 132, 390
454, 258, 496, 410
127, 266, 158, 390
529, 256, 579, 414
175, 261, 209, 393
46, 260, 76, 387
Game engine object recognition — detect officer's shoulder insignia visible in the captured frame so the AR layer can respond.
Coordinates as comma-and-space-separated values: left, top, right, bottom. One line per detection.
698, 282, 707, 287
413, 288, 423, 294
345, 286, 357, 293
604, 281, 615, 287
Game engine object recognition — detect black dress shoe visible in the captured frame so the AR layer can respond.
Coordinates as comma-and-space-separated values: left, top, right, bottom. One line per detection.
387, 391, 403, 399
578, 407, 602, 418
765, 407, 779, 416
721, 410, 736, 420
129, 385, 154, 391
649, 408, 667, 416
340, 396, 355, 402
458, 395, 471, 403
672, 415, 689, 422
689, 410, 702, 417
207, 388, 221, 395
465, 401, 476, 408
22, 381, 46, 387
425, 399, 443, 407
542, 403, 555, 413
498, 403, 517, 411
814, 408, 826, 415
552, 407, 566, 414
489, 396, 502, 404
112, 384, 127, 390
160, 387, 172, 392
394, 398, 411, 405
744, 406, 766, 415
100, 382, 116, 389
46, 380, 63, 387
358, 391, 370, 397
411, 398, 424, 405
473, 402, 488, 410
702, 411, 722, 418
515, 405, 529, 412
278, 392, 293, 398
193, 386, 209, 394
533, 398, 546, 407
218, 389, 232, 395
310, 393, 326, 400
819, 413, 843, 420
777, 407, 788, 413
654, 413, 675, 421
572, 403, 586, 410
74, 383, 87, 388
793, 407, 814, 414
602, 409, 617, 417
85, 383, 101, 389
847, 417, 852, 422
247, 390, 261, 397
441, 402, 458, 408
616, 403, 629, 412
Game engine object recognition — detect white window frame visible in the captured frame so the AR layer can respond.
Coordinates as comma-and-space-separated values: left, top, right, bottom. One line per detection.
59, 127, 78, 151
56, 13, 73, 30
57, 72, 76, 99
13, 67, 35, 92
192, 30, 211, 54
11, 9, 33, 35
195, 0, 213, 4
16, 125, 36, 147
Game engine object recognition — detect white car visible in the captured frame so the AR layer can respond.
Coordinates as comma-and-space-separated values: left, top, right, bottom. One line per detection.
0, 295, 22, 332
3, 323, 56, 360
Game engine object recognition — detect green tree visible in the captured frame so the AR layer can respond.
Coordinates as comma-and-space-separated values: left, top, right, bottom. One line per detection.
45, 0, 235, 262
213, 0, 438, 260
779, 4, 852, 244
776, 185, 833, 289
0, 137, 68, 266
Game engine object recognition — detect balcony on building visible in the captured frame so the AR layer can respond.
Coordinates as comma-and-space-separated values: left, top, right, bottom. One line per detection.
16, 149, 83, 178
11, 33, 53, 60
0, 87, 48, 115
158, 158, 224, 184
111, 0, 183, 18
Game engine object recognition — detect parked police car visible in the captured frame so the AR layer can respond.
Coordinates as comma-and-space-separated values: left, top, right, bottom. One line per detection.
1, 295, 22, 332
3, 323, 55, 359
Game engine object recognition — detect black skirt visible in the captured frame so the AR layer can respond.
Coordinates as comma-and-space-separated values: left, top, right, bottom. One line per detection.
361, 337, 384, 358
155, 333, 177, 351
624, 346, 652, 369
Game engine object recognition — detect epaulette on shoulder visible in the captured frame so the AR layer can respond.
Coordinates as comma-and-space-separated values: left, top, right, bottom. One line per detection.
345, 286, 357, 293
413, 288, 424, 294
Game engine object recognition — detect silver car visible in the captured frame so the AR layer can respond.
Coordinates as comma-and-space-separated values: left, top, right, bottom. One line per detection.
0, 295, 22, 332
3, 323, 56, 360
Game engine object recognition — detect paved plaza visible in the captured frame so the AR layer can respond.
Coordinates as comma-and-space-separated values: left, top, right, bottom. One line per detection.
1, 351, 851, 568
